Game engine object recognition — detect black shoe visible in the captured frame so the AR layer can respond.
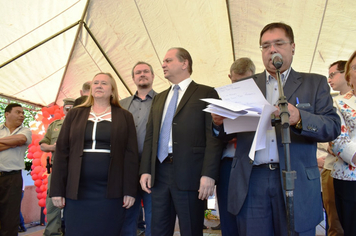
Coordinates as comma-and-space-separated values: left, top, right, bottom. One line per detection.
203, 225, 208, 229
18, 226, 27, 232
211, 223, 221, 230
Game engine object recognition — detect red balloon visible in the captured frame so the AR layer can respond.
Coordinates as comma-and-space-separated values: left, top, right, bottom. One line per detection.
42, 191, 47, 199
43, 208, 47, 215
36, 145, 42, 153
27, 152, 33, 159
54, 113, 61, 120
33, 159, 41, 166
36, 187, 42, 193
38, 198, 46, 207
33, 151, 42, 159
47, 106, 55, 114
29, 146, 37, 153
42, 111, 50, 118
37, 192, 43, 200
42, 107, 48, 113
34, 179, 42, 187
34, 139, 40, 145
31, 174, 38, 181
40, 185, 46, 192
33, 166, 42, 174
43, 178, 48, 184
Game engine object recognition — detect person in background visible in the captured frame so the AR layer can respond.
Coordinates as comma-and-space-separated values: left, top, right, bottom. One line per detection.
120, 61, 157, 236
212, 22, 341, 236
0, 103, 32, 236
140, 47, 223, 236
319, 60, 349, 236
213, 57, 255, 235
50, 73, 139, 236
73, 81, 91, 107
40, 98, 75, 236
331, 50, 356, 236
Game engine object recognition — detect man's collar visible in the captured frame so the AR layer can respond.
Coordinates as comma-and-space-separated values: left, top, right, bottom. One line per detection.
171, 77, 192, 92
266, 67, 292, 85
0, 123, 23, 131
134, 89, 155, 100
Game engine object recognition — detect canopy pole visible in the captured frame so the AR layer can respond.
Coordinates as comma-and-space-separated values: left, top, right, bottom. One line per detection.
225, 0, 236, 62
55, 0, 92, 104
0, 21, 80, 69
83, 23, 132, 95
309, 0, 328, 72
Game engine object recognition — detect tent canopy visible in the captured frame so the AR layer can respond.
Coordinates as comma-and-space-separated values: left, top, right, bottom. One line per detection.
1, 0, 355, 107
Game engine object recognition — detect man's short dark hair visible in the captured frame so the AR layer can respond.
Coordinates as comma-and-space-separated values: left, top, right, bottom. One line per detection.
230, 58, 256, 75
329, 60, 347, 72
5, 103, 22, 113
170, 47, 193, 75
259, 22, 294, 45
131, 61, 154, 78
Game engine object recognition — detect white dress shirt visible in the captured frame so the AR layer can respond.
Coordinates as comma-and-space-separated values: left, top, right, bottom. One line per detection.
161, 78, 192, 154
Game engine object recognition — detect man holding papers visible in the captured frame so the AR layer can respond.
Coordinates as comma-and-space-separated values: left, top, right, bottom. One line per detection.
212, 22, 341, 236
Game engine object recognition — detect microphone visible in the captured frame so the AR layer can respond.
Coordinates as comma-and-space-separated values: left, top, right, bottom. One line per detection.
272, 53, 283, 69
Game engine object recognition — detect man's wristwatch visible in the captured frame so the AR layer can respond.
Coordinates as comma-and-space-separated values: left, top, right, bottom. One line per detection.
295, 118, 302, 129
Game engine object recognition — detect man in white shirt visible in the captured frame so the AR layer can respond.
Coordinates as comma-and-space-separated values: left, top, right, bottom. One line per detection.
0, 103, 32, 236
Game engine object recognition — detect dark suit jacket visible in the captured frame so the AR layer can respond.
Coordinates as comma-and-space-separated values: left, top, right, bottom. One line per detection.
140, 81, 223, 190
223, 69, 341, 232
50, 106, 139, 199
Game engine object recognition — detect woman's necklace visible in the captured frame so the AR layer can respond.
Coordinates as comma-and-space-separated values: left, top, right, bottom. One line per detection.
91, 106, 110, 116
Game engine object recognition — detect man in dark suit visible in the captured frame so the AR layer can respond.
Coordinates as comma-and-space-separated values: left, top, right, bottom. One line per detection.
212, 22, 341, 236
140, 47, 223, 236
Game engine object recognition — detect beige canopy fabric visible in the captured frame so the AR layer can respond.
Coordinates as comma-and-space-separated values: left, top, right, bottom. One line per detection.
1, 0, 355, 107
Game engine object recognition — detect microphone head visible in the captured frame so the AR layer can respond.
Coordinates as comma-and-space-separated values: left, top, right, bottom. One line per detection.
272, 53, 283, 69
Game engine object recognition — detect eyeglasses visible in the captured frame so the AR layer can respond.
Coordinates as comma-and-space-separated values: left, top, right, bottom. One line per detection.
260, 41, 291, 51
328, 70, 344, 79
351, 65, 356, 72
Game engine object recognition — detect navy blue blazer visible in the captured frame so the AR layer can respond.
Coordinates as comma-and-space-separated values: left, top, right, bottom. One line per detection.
225, 69, 341, 232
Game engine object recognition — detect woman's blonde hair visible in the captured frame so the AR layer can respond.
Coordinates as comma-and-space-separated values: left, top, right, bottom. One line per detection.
78, 72, 121, 108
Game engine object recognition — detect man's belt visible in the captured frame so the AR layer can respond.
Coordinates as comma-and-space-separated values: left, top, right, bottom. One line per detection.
0, 170, 21, 177
253, 163, 279, 170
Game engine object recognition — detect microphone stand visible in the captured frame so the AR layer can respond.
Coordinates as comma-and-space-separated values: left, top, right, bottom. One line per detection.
275, 68, 296, 236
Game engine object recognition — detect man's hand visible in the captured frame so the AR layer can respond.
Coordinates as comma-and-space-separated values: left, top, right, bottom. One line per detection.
211, 114, 225, 126
140, 173, 152, 194
317, 156, 326, 169
52, 196, 65, 209
122, 196, 135, 209
273, 103, 301, 126
40, 143, 56, 152
198, 176, 215, 200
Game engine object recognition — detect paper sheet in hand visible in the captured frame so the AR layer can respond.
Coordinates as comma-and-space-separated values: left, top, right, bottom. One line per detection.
215, 78, 270, 111
202, 78, 277, 161
248, 104, 277, 160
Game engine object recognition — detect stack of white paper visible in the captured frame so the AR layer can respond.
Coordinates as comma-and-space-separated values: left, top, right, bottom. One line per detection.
202, 78, 277, 160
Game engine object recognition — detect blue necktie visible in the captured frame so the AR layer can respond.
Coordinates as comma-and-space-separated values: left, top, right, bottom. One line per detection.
157, 85, 180, 162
